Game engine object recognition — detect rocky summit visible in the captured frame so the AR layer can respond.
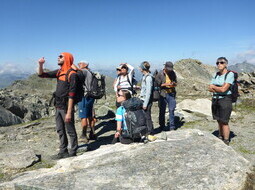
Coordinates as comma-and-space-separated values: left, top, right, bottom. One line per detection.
0, 59, 255, 189
0, 129, 252, 190
1, 59, 255, 126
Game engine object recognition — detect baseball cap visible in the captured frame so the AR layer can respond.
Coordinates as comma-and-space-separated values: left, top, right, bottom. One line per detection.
79, 60, 89, 66
164, 61, 174, 70
116, 65, 122, 70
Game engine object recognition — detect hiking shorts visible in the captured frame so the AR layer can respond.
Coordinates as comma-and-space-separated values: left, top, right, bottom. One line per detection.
211, 96, 232, 124
78, 97, 95, 118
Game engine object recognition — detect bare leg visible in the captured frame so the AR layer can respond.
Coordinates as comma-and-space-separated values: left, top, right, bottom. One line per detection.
218, 121, 230, 145
80, 118, 88, 142
217, 121, 223, 139
88, 110, 97, 140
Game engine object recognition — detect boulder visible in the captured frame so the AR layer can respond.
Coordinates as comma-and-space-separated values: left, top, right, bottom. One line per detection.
96, 105, 115, 119
177, 98, 236, 120
177, 98, 212, 117
0, 106, 23, 126
0, 129, 251, 190
0, 149, 40, 169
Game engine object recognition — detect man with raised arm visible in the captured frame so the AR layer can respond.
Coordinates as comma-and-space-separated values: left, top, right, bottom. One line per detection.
38, 52, 78, 159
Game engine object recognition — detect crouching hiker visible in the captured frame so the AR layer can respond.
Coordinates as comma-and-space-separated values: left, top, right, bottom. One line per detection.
113, 90, 152, 144
38, 53, 78, 159
208, 57, 234, 145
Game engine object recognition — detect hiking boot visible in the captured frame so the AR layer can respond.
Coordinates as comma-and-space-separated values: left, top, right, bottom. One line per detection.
148, 135, 157, 142
163, 126, 174, 131
89, 131, 97, 140
79, 134, 89, 142
140, 136, 147, 143
69, 152, 77, 157
218, 135, 223, 140
223, 139, 230, 146
159, 125, 165, 131
51, 152, 69, 160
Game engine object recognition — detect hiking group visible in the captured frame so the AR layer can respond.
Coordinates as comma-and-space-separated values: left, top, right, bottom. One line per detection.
38, 53, 237, 159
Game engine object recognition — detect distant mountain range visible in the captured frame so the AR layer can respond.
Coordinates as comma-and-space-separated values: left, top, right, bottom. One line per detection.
1, 61, 254, 89
96, 68, 143, 81
228, 61, 255, 73
0, 73, 30, 89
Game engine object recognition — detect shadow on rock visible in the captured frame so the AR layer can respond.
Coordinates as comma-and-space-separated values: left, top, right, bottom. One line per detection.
96, 110, 115, 120
212, 130, 237, 141
153, 116, 185, 135
88, 119, 116, 151
175, 116, 185, 130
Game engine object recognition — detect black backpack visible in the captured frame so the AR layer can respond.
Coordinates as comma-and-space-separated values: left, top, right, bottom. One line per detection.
215, 70, 240, 103
122, 97, 148, 139
75, 70, 85, 103
85, 71, 106, 99
152, 70, 160, 101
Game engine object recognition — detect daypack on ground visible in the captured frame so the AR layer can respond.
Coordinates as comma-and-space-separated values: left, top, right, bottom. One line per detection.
215, 70, 240, 103
85, 71, 106, 99
122, 97, 148, 139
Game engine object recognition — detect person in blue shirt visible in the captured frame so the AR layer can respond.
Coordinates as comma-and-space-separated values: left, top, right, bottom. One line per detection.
114, 90, 133, 144
208, 57, 234, 145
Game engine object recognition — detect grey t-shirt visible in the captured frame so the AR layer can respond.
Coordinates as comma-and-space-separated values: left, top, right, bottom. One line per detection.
81, 69, 93, 96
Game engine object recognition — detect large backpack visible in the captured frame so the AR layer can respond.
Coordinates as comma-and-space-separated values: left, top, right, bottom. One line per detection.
215, 70, 240, 103
85, 71, 106, 99
122, 97, 148, 139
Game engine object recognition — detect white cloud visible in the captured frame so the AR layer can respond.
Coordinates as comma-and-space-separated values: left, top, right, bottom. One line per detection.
0, 63, 32, 75
232, 49, 255, 64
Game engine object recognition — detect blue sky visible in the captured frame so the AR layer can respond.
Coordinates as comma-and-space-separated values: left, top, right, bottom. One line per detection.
0, 0, 255, 73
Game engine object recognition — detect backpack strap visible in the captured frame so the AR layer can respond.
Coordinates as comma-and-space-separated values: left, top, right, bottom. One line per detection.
117, 75, 134, 93
56, 68, 75, 82
214, 72, 220, 79
224, 70, 230, 81
65, 68, 75, 83
126, 75, 133, 91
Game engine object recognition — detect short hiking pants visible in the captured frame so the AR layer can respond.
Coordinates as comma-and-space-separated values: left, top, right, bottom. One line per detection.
78, 97, 95, 118
211, 96, 232, 124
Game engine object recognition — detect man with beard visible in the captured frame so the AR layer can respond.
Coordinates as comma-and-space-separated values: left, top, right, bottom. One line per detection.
38, 52, 78, 159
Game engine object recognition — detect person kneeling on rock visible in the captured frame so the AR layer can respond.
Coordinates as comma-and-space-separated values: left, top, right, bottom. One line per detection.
113, 90, 156, 144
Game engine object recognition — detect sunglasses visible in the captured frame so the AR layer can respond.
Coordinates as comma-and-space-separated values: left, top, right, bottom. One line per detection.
216, 61, 226, 65
58, 55, 64, 58
117, 94, 124, 97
